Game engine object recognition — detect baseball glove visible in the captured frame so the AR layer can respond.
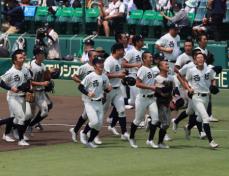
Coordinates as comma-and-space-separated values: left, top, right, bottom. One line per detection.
25, 92, 35, 103
45, 80, 55, 93
17, 81, 31, 92
43, 70, 52, 81
122, 76, 136, 86
212, 66, 222, 75
210, 85, 220, 94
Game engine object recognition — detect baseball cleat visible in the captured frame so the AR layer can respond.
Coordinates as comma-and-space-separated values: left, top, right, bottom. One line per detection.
86, 142, 98, 148
2, 134, 15, 142
146, 140, 159, 149
94, 136, 102, 145
209, 140, 219, 148
69, 128, 77, 143
158, 143, 170, 149
121, 132, 129, 141
209, 116, 219, 122
164, 134, 172, 141
80, 130, 88, 145
172, 118, 178, 133
184, 125, 191, 140
12, 129, 29, 141
18, 139, 30, 146
129, 139, 138, 148
200, 132, 206, 140
108, 126, 120, 136
138, 121, 145, 128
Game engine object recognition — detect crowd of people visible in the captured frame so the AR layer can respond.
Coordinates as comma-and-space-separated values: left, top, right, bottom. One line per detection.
0, 22, 222, 149
0, 0, 228, 41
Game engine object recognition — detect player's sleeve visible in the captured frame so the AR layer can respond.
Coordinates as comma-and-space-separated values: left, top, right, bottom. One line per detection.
155, 36, 166, 47
81, 74, 89, 88
103, 75, 110, 90
104, 60, 112, 73
137, 68, 144, 81
0, 71, 12, 83
124, 50, 133, 62
179, 65, 187, 76
175, 55, 182, 67
76, 65, 83, 76
185, 69, 192, 81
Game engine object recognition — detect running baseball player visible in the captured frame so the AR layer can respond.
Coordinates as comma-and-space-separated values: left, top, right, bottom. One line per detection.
182, 52, 219, 148
122, 35, 144, 106
104, 43, 129, 140
128, 51, 159, 148
78, 56, 112, 148
154, 60, 175, 149
0, 49, 32, 146
27, 47, 53, 133
69, 50, 103, 145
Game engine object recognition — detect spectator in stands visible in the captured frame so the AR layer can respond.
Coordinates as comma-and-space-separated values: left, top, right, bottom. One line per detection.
192, 17, 210, 37
156, 0, 172, 11
45, 24, 61, 60
184, 0, 199, 13
1, 0, 24, 34
207, 0, 226, 41
70, 0, 82, 8
160, 2, 190, 28
98, 0, 126, 37
38, 0, 57, 6
80, 39, 95, 63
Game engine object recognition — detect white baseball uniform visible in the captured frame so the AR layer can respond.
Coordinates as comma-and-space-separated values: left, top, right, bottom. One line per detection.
185, 65, 215, 123
175, 52, 193, 68
124, 47, 143, 105
104, 55, 126, 118
156, 33, 181, 74
134, 66, 158, 126
29, 60, 52, 118
76, 62, 95, 120
81, 72, 110, 130
1, 65, 32, 125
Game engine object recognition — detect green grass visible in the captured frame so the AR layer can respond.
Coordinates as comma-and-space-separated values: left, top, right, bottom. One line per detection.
0, 80, 229, 176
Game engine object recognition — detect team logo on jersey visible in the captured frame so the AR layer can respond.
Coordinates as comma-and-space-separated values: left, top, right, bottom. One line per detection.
136, 55, 141, 62
147, 72, 152, 79
205, 73, 210, 80
169, 41, 174, 48
115, 65, 120, 72
193, 75, 200, 81
14, 75, 20, 82
87, 71, 92, 75
93, 80, 99, 87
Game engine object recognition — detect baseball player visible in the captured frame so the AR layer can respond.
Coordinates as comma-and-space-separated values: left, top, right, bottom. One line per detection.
173, 49, 207, 139
154, 60, 176, 149
104, 43, 129, 140
0, 49, 32, 146
69, 50, 103, 145
27, 47, 53, 133
195, 34, 218, 122
182, 52, 219, 148
122, 35, 144, 106
78, 57, 112, 148
128, 51, 159, 148
155, 23, 181, 74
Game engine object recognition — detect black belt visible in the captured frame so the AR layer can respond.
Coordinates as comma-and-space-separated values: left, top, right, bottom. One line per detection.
169, 60, 176, 63
34, 89, 45, 92
91, 98, 102, 102
142, 94, 154, 98
197, 93, 208, 97
113, 87, 119, 89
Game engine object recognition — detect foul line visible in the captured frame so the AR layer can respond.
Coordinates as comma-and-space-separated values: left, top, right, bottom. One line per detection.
41, 123, 229, 132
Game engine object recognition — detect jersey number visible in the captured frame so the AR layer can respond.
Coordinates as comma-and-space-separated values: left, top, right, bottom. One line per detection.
93, 80, 99, 87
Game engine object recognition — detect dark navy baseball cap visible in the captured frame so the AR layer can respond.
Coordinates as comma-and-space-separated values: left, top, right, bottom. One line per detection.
92, 56, 105, 65
154, 52, 165, 60
84, 39, 95, 46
